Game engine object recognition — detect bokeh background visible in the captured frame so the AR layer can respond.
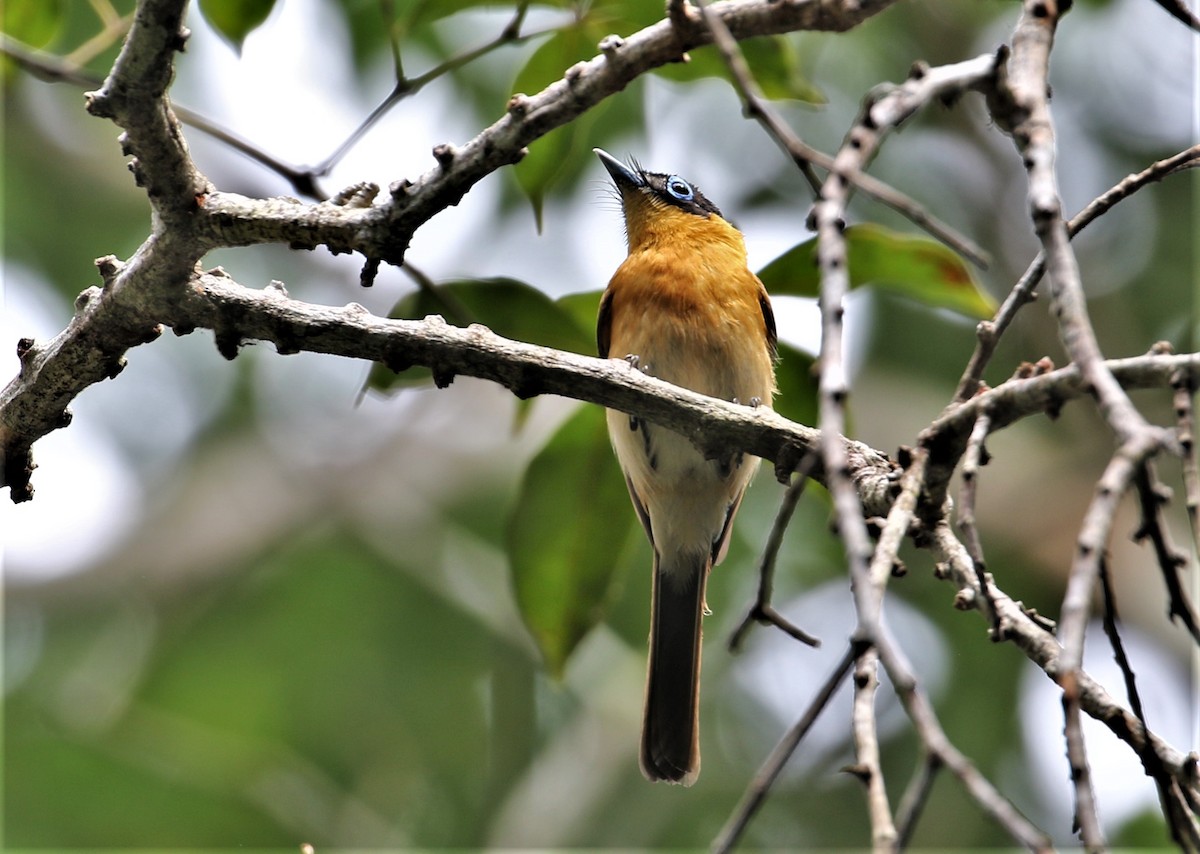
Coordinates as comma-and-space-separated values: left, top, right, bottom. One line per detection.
2, 0, 1196, 847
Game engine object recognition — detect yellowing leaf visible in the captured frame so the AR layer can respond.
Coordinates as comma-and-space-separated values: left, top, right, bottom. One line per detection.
758, 224, 996, 319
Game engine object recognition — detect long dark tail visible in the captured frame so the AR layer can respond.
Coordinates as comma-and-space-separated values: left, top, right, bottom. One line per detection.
640, 550, 708, 786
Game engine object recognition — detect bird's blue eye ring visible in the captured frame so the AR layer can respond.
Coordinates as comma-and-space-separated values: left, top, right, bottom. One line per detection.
665, 175, 694, 202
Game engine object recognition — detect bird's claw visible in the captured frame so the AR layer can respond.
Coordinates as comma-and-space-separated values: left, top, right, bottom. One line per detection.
624, 354, 652, 375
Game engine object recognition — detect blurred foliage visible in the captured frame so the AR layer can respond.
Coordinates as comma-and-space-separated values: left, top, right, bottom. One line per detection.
2, 0, 1194, 849
656, 34, 827, 104
1, 0, 64, 50
197, 0, 277, 53
758, 223, 997, 319
508, 404, 641, 676
1, 0, 136, 78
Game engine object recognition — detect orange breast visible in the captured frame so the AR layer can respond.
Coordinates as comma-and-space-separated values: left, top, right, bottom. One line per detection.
604, 234, 775, 404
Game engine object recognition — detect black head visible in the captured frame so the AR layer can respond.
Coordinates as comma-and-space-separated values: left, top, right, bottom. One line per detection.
594, 148, 723, 220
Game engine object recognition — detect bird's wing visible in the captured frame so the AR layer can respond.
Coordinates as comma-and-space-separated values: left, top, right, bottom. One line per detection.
759, 287, 778, 358
597, 288, 613, 359
624, 473, 654, 547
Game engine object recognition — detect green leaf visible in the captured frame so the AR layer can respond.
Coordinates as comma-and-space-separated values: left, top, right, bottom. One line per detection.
555, 290, 603, 345
507, 19, 643, 225
368, 278, 594, 392
198, 0, 276, 54
742, 36, 825, 103
655, 36, 825, 104
509, 27, 598, 227
1, 0, 63, 48
757, 223, 996, 319
399, 0, 531, 32
507, 405, 638, 677
773, 342, 818, 427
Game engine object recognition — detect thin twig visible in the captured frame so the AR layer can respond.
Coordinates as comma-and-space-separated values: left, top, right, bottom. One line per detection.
1099, 557, 1200, 850
837, 442, 1049, 848
1058, 671, 1103, 850
311, 4, 547, 178
850, 646, 896, 850
954, 143, 1200, 401
1, 7, 554, 201
875, 635, 1052, 851
806, 60, 905, 848
928, 520, 1200, 796
1133, 462, 1200, 644
894, 751, 942, 849
994, 6, 1174, 842
1055, 442, 1161, 852
0, 33, 328, 198
957, 412, 1000, 634
729, 453, 822, 651
992, 0, 1162, 446
690, 0, 820, 193
1147, 0, 1200, 32
712, 644, 857, 854
67, 2, 134, 66
863, 443, 1049, 848
694, 0, 991, 267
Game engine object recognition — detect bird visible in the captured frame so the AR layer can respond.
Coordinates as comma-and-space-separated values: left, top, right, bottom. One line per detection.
594, 148, 777, 785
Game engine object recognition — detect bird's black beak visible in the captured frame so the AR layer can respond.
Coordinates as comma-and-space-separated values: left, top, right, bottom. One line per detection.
595, 148, 644, 192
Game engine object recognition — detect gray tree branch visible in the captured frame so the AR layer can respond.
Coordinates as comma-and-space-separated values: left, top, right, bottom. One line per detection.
1, 0, 901, 498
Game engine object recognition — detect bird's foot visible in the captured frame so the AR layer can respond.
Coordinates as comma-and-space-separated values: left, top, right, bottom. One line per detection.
624, 354, 652, 375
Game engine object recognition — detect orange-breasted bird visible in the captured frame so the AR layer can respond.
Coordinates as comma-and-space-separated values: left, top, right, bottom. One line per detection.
595, 148, 777, 785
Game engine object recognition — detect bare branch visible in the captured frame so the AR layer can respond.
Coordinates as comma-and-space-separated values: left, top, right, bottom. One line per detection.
992, 0, 1163, 448
83, 0, 209, 223
849, 647, 896, 849
4, 250, 1193, 508
875, 634, 1052, 851
1133, 463, 1200, 644
957, 412, 1000, 633
894, 751, 942, 849
695, 0, 992, 266
859, 443, 1048, 848
1, 0, 912, 501
1061, 673, 1104, 851
729, 453, 822, 651
955, 143, 1200, 402
1099, 559, 1200, 849
712, 644, 857, 854
1056, 439, 1159, 850
989, 55, 1190, 751
342, 0, 904, 271
927, 521, 1200, 808
0, 33, 108, 87
310, 3, 548, 181
0, 260, 903, 503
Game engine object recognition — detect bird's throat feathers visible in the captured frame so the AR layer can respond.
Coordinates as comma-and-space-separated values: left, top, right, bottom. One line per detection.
620, 193, 747, 261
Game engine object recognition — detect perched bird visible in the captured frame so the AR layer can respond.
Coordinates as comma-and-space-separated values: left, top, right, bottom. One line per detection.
595, 148, 777, 785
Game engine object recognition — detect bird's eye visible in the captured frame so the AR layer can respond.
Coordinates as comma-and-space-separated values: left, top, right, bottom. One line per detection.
665, 175, 694, 202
